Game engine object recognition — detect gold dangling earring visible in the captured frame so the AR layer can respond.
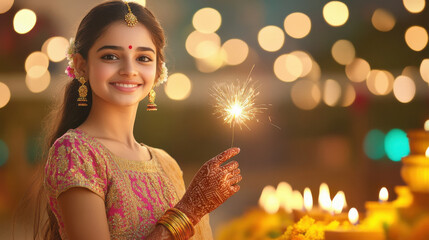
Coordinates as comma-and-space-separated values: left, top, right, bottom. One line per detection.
77, 77, 88, 107
147, 89, 157, 111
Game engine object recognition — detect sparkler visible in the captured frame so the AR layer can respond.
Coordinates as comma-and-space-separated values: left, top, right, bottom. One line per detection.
211, 66, 267, 147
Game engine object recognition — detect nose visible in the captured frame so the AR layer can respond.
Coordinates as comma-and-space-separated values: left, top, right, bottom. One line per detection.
119, 56, 138, 77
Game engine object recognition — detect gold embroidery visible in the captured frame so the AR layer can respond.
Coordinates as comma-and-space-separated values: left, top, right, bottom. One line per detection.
44, 129, 180, 239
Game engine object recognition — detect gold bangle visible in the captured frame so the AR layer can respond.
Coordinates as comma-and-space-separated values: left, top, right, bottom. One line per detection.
156, 208, 195, 240
158, 217, 182, 240
170, 208, 195, 237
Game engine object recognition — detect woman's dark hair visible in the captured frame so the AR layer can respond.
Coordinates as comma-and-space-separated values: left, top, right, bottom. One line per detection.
30, 1, 166, 239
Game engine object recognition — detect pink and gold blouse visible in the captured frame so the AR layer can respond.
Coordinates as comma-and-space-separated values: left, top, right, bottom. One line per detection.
44, 128, 212, 239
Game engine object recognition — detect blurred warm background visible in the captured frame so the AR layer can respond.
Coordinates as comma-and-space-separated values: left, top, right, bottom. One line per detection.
0, 0, 428, 239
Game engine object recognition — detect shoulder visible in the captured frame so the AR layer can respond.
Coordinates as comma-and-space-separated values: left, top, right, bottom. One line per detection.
147, 145, 186, 192
147, 146, 183, 176
47, 129, 108, 167
49, 129, 92, 157
44, 129, 108, 198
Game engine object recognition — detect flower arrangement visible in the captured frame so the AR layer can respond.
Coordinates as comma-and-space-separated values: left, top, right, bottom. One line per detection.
216, 208, 293, 240
275, 216, 340, 240
65, 37, 76, 79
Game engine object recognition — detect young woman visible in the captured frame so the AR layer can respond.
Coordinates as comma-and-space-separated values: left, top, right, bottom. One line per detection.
38, 1, 242, 239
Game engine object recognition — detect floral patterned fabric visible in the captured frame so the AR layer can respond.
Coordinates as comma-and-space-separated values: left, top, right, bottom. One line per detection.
44, 128, 212, 239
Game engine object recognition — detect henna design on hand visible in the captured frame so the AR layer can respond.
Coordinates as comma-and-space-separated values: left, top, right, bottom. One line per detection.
175, 148, 242, 225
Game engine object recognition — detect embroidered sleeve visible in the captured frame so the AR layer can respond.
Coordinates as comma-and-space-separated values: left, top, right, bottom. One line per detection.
44, 134, 107, 200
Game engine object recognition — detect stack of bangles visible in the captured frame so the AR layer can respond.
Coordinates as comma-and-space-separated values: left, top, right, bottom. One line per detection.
156, 208, 195, 240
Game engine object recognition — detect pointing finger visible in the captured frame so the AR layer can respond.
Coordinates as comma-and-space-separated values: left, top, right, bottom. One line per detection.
211, 148, 240, 167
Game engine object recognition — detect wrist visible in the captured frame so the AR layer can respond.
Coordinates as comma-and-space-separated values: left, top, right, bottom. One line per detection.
156, 208, 195, 240
175, 200, 200, 225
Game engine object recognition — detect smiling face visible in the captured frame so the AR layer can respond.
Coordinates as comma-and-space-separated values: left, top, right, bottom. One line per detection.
85, 21, 157, 107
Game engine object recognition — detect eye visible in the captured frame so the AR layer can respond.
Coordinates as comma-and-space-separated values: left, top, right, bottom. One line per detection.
137, 56, 152, 62
101, 54, 118, 60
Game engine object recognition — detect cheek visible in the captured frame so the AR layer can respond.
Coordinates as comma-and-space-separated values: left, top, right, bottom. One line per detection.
141, 65, 157, 85
89, 62, 115, 84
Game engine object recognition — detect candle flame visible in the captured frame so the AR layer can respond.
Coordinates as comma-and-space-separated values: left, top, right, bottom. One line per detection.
348, 207, 359, 225
426, 147, 429, 158
318, 183, 332, 211
425, 120, 429, 131
291, 190, 304, 210
332, 191, 346, 214
303, 187, 313, 211
259, 185, 279, 214
276, 182, 293, 213
379, 187, 389, 202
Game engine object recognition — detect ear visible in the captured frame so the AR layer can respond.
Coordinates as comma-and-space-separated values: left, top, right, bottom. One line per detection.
73, 53, 88, 78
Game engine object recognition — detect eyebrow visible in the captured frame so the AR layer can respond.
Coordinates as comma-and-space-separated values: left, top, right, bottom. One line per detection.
96, 45, 155, 53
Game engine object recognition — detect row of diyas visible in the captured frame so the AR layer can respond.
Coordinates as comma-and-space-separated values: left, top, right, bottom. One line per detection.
259, 182, 347, 219
258, 182, 408, 240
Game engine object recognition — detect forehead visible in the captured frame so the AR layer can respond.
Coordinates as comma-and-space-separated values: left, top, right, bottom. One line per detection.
92, 21, 156, 51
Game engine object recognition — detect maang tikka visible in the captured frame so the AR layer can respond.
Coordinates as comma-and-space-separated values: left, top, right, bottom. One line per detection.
124, 1, 138, 27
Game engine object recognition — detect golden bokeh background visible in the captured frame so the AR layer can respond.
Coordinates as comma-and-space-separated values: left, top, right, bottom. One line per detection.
0, 0, 428, 239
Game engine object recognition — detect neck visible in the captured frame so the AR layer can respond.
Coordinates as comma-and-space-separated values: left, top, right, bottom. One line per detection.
79, 94, 140, 148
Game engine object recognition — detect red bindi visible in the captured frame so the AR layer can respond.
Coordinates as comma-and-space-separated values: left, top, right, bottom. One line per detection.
129, 45, 132, 49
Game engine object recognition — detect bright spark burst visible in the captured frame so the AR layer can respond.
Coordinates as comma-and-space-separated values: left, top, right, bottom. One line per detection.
211, 69, 265, 130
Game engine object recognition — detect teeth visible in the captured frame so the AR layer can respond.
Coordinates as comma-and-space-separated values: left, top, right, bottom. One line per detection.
113, 83, 138, 88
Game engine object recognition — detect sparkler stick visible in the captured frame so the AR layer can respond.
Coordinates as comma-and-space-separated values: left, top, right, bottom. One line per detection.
211, 66, 266, 147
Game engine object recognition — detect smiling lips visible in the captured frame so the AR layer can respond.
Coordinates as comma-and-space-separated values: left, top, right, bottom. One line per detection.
110, 81, 142, 92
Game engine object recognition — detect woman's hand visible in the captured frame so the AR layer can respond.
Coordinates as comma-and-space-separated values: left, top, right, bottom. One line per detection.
175, 147, 242, 225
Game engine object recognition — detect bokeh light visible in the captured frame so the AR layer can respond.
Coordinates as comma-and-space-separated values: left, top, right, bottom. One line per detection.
25, 51, 49, 78
192, 8, 222, 34
323, 79, 342, 107
364, 129, 386, 160
13, 9, 37, 34
307, 60, 321, 81
0, 0, 14, 14
371, 8, 396, 32
403, 0, 425, 13
291, 80, 321, 110
331, 39, 355, 65
285, 54, 303, 79
273, 54, 302, 82
284, 12, 311, 39
129, 0, 146, 6
384, 129, 410, 161
342, 83, 356, 107
420, 59, 429, 83
195, 51, 224, 73
323, 1, 349, 27
25, 70, 51, 93
290, 51, 313, 77
346, 58, 371, 83
186, 31, 221, 59
44, 36, 69, 62
258, 25, 285, 52
366, 70, 394, 95
0, 82, 11, 109
393, 75, 416, 103
0, 139, 9, 167
164, 73, 192, 100
221, 39, 249, 66
405, 26, 428, 52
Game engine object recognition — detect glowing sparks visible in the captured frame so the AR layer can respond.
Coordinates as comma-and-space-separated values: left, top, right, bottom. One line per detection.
211, 67, 267, 146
